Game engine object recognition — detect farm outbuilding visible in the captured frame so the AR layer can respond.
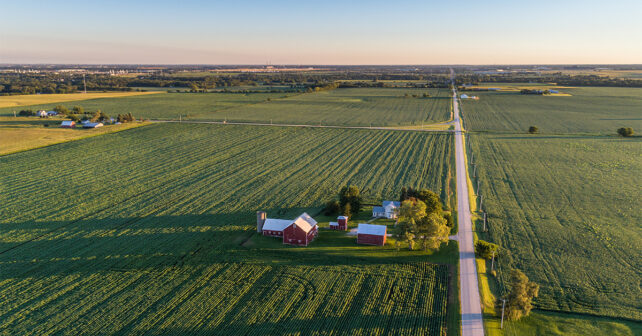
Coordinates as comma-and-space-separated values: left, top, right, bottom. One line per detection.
329, 215, 348, 230
37, 110, 48, 118
257, 211, 318, 246
357, 223, 387, 246
60, 120, 75, 128
82, 122, 103, 128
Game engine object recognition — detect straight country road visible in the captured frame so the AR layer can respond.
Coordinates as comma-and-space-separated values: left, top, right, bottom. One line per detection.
452, 71, 485, 335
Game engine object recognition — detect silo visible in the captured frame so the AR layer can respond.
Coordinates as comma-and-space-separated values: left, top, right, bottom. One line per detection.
257, 211, 267, 233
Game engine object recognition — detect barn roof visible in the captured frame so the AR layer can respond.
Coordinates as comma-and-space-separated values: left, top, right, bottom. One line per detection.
61, 120, 74, 126
357, 223, 387, 236
262, 218, 292, 232
293, 212, 317, 233
329, 222, 339, 226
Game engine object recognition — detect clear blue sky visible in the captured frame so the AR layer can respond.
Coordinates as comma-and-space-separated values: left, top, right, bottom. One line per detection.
1, 0, 640, 64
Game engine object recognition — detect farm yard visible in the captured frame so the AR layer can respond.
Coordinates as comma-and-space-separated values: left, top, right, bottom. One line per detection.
460, 86, 642, 134
0, 123, 458, 335
0, 87, 452, 126
468, 134, 641, 320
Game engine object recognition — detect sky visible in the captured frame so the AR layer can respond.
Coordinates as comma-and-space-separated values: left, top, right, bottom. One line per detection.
1, 0, 641, 65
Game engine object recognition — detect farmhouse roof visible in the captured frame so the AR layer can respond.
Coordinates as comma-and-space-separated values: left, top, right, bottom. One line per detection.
293, 212, 317, 233
382, 201, 400, 208
357, 223, 387, 236
262, 218, 292, 232
329, 222, 339, 226
372, 206, 385, 213
337, 216, 348, 220
83, 122, 103, 128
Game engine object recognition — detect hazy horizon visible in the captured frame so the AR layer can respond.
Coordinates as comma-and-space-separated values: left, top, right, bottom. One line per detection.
1, 0, 641, 65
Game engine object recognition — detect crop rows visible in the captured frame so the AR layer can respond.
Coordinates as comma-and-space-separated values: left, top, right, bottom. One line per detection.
0, 87, 452, 126
468, 133, 641, 320
0, 123, 454, 334
460, 87, 642, 134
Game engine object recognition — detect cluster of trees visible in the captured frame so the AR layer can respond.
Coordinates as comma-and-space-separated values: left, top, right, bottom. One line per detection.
528, 126, 539, 134
617, 127, 634, 137
402, 92, 431, 98
520, 89, 550, 95
393, 187, 451, 251
505, 269, 540, 321
323, 185, 362, 218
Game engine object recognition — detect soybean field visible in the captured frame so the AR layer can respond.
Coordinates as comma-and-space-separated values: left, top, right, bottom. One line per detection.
460, 87, 642, 134
468, 133, 641, 320
0, 87, 452, 126
0, 123, 455, 335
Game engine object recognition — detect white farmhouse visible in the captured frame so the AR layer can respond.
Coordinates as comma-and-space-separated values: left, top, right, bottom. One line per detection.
372, 201, 400, 219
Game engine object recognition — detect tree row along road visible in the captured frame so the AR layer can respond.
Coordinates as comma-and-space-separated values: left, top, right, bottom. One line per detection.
452, 69, 485, 335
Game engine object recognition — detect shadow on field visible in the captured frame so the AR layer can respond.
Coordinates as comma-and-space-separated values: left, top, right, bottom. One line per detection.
0, 209, 457, 280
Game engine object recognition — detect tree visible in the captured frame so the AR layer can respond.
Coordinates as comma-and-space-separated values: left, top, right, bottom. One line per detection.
505, 269, 539, 321
528, 126, 539, 134
323, 200, 341, 216
72, 106, 84, 114
395, 199, 426, 250
475, 240, 499, 260
53, 105, 70, 115
341, 202, 352, 217
399, 187, 408, 202
339, 185, 361, 217
443, 212, 454, 230
413, 189, 442, 214
416, 212, 449, 251
90, 110, 101, 122
68, 114, 80, 122
18, 109, 34, 116
617, 127, 634, 137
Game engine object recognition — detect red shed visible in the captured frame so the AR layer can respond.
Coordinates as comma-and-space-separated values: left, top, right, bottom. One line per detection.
283, 213, 318, 246
357, 223, 387, 246
329, 216, 348, 231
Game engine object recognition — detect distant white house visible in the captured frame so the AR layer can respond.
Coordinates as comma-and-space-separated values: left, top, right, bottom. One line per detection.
37, 110, 48, 117
81, 120, 91, 125
82, 122, 103, 128
372, 201, 400, 219
461, 94, 479, 100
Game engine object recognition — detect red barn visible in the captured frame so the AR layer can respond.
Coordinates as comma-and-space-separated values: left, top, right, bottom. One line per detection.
357, 223, 387, 246
283, 213, 318, 246
329, 216, 348, 231
60, 120, 75, 128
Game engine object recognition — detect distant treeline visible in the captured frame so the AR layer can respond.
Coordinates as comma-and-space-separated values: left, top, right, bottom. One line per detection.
0, 71, 451, 95
455, 73, 642, 88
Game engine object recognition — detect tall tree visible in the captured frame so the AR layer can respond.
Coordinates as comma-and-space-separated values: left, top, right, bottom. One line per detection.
505, 269, 540, 321
416, 212, 449, 251
339, 185, 361, 216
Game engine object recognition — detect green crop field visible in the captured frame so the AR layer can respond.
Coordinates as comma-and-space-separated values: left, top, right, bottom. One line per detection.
0, 87, 452, 126
460, 87, 642, 134
468, 133, 641, 321
0, 123, 457, 335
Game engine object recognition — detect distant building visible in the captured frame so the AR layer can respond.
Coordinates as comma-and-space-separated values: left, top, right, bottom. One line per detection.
461, 94, 479, 100
329, 216, 348, 231
549, 89, 559, 94
82, 122, 103, 128
60, 120, 75, 128
357, 223, 387, 246
47, 111, 58, 116
372, 201, 400, 219
37, 110, 48, 118
257, 211, 318, 246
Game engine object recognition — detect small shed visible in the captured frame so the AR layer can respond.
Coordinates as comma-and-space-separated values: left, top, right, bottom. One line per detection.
357, 223, 387, 246
329, 216, 348, 231
261, 218, 292, 237
60, 120, 75, 128
83, 122, 104, 128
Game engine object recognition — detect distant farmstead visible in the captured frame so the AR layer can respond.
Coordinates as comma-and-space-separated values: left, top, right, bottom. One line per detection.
357, 223, 387, 246
37, 110, 48, 118
329, 216, 348, 231
257, 211, 318, 246
60, 120, 75, 128
460, 94, 479, 100
372, 201, 400, 219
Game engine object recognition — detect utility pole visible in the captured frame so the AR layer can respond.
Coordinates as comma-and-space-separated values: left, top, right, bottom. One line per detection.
477, 179, 480, 192
473, 164, 477, 178
483, 212, 487, 232
13, 111, 16, 118
479, 194, 483, 211
491, 249, 495, 271
500, 299, 507, 329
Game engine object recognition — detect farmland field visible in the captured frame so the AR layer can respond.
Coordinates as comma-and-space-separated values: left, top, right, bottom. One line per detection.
0, 124, 456, 335
0, 87, 452, 126
460, 87, 642, 134
0, 91, 161, 108
468, 133, 641, 321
